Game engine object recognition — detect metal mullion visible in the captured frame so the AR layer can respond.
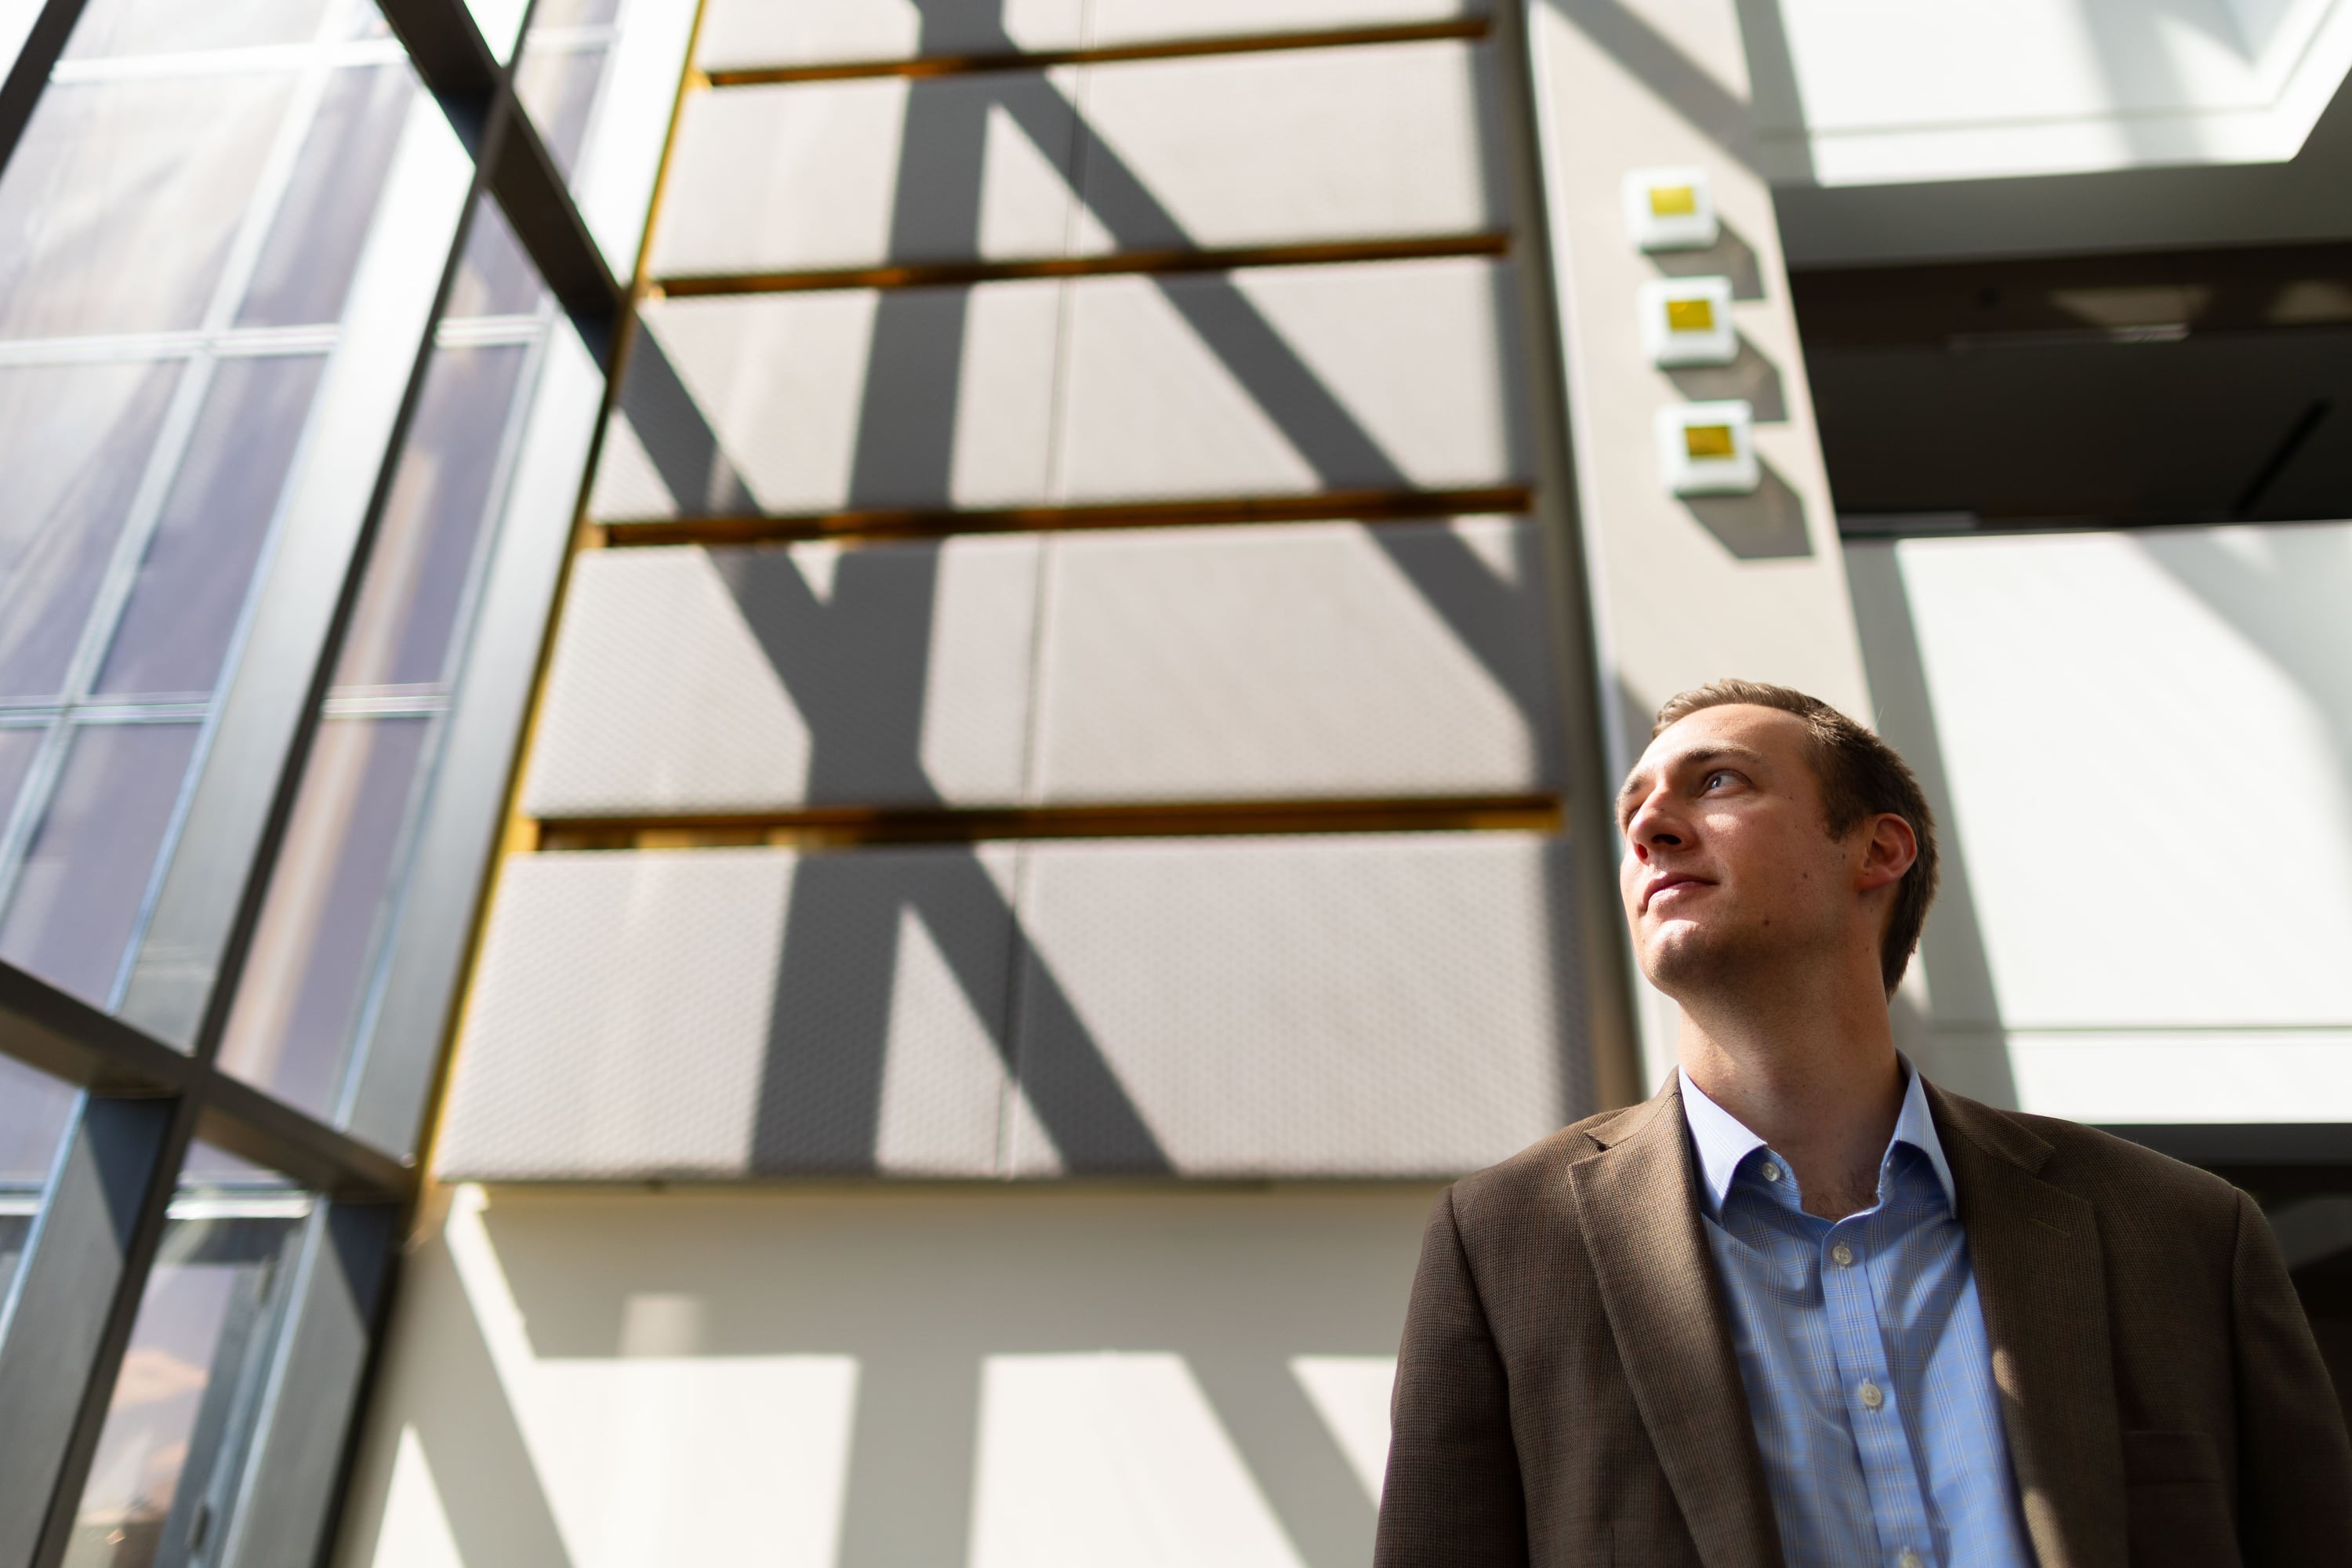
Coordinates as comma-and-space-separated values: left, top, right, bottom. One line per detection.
0, 1093, 195, 1568
212, 1200, 399, 1568
0, 963, 414, 1199
0, 0, 91, 188
325, 311, 554, 1134
118, 77, 489, 1050
489, 99, 623, 338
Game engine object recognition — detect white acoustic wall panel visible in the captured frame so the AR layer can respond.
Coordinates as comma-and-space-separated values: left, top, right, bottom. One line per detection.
591, 283, 1061, 520
1088, 0, 1487, 48
1055, 256, 1530, 503
438, 847, 1020, 1179
1850, 523, 2352, 1124
524, 540, 1040, 816
1031, 518, 1558, 803
653, 73, 1080, 278
1071, 41, 1504, 254
1009, 833, 1584, 1176
695, 0, 1086, 71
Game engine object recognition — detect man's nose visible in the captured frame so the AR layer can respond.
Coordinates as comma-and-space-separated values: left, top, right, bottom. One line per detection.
1624, 796, 1686, 860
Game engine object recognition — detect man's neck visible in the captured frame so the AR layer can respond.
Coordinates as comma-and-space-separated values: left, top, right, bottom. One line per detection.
1674, 965, 1904, 1221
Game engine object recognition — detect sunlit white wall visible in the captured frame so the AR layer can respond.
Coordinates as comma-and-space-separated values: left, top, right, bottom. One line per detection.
333, 1185, 1425, 1568
1849, 521, 2352, 1122
1746, 0, 2352, 183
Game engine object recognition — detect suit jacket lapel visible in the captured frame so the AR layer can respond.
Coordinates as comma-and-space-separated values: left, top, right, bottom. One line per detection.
1569, 1088, 1783, 1568
1929, 1085, 2127, 1568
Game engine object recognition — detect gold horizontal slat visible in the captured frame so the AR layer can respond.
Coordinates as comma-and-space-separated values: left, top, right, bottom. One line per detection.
702, 17, 1490, 87
654, 234, 1511, 299
533, 794, 1564, 851
595, 486, 1535, 548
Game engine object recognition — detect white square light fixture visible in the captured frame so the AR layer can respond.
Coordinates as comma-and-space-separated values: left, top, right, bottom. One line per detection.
1657, 401, 1758, 496
1638, 276, 1736, 367
1622, 166, 1719, 252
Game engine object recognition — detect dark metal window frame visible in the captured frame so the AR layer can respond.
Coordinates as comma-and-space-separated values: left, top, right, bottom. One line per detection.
0, 0, 626, 1563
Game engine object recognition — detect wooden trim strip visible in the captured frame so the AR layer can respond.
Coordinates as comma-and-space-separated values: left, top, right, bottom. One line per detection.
598, 486, 1534, 548
703, 18, 1490, 87
655, 234, 1511, 298
535, 794, 1563, 850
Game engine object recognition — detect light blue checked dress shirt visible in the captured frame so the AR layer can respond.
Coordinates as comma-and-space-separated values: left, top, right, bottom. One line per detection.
1679, 1061, 2037, 1568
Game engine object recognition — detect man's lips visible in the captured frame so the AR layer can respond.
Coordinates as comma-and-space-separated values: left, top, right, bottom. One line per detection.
1642, 873, 1713, 913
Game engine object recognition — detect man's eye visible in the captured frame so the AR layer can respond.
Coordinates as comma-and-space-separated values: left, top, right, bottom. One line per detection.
1702, 771, 1734, 791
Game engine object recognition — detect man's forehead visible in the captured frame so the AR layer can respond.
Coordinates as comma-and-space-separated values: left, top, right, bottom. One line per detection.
1621, 706, 1806, 790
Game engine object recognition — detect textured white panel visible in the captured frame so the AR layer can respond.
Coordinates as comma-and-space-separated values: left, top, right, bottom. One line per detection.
524, 539, 1038, 815
1072, 42, 1503, 255
1055, 256, 1530, 503
970, 1354, 1305, 1568
1031, 518, 1557, 803
695, 0, 1087, 69
439, 848, 1018, 1178
652, 73, 1079, 277
604, 284, 1060, 519
1089, 0, 1486, 47
1888, 525, 2352, 1031
1009, 833, 1581, 1175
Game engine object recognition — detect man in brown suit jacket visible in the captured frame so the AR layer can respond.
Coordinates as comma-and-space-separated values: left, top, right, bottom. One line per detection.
1375, 681, 2352, 1566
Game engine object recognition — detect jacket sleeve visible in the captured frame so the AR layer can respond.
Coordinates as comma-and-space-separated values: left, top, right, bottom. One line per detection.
2230, 1189, 2352, 1562
1374, 1185, 1529, 1568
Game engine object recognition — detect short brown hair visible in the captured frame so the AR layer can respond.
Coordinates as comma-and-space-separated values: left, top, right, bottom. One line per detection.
1651, 679, 1939, 993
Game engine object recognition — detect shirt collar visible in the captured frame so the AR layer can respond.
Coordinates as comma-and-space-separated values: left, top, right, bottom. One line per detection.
1677, 1054, 1956, 1218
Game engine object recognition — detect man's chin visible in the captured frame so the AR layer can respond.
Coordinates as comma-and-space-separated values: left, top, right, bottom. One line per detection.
1637, 922, 1728, 996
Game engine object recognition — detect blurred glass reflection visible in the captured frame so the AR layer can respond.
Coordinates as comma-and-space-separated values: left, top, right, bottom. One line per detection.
96, 355, 328, 699
0, 362, 183, 700
219, 718, 430, 1116
0, 724, 199, 1008
63, 1167, 306, 1568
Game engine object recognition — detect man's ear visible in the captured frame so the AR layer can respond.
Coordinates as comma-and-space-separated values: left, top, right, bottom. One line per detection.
1857, 813, 1917, 894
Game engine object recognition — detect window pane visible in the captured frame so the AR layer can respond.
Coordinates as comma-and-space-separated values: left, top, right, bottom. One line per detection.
237, 64, 416, 328
63, 0, 328, 58
96, 355, 328, 699
441, 198, 543, 321
515, 41, 609, 180
530, 0, 619, 27
64, 1178, 305, 1568
0, 723, 199, 1008
219, 717, 430, 1117
333, 343, 531, 688
0, 74, 296, 339
0, 361, 184, 700
0, 726, 48, 827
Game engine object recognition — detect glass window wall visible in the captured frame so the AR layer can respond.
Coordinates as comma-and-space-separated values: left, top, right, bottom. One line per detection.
0, 2, 427, 1011
62, 1145, 308, 1568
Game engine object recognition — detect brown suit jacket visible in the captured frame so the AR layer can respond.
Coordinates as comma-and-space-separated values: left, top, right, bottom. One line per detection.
1374, 1079, 2352, 1567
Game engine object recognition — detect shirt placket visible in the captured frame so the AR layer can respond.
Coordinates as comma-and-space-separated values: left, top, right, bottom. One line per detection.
1823, 1203, 1937, 1568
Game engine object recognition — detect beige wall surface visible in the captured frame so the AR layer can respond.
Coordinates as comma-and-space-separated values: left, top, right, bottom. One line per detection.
1520, 0, 1877, 1078
334, 1184, 1436, 1568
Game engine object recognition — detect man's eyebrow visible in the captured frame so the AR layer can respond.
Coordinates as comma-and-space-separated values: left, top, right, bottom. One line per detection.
1614, 744, 1773, 815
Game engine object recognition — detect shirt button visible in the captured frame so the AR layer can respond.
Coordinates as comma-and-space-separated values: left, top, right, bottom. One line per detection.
1831, 1242, 1855, 1267
1761, 1162, 1782, 1183
1898, 1552, 1925, 1568
1858, 1380, 1884, 1410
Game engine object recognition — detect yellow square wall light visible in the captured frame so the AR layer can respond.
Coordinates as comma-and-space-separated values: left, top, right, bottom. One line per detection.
1623, 165, 1719, 252
1657, 400, 1759, 495
1639, 276, 1736, 367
